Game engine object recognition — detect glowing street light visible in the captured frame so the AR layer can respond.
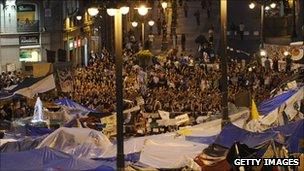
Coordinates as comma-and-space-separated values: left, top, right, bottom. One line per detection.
120, 6, 129, 15
76, 15, 82, 21
284, 51, 289, 56
131, 21, 138, 27
88, 7, 99, 16
265, 6, 270, 11
161, 2, 168, 10
107, 8, 117, 16
270, 2, 276, 8
137, 5, 149, 16
260, 49, 267, 57
148, 20, 155, 26
249, 2, 255, 9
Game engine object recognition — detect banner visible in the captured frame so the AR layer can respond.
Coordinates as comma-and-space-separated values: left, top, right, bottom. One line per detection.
15, 74, 56, 98
57, 69, 74, 92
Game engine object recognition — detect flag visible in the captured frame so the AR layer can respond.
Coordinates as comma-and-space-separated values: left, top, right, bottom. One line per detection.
251, 99, 260, 120
14, 74, 56, 98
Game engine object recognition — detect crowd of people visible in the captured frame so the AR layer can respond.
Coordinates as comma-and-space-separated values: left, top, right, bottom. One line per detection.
67, 46, 293, 118
0, 45, 295, 124
0, 71, 24, 90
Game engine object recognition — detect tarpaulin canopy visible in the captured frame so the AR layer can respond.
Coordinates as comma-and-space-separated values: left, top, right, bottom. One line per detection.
54, 98, 96, 116
214, 123, 279, 148
5, 75, 56, 98
0, 136, 45, 153
215, 119, 304, 153
258, 89, 297, 115
37, 127, 112, 158
0, 147, 115, 170
272, 119, 304, 153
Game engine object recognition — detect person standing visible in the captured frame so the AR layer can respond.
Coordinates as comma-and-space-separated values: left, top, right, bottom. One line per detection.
239, 22, 245, 40
285, 55, 292, 72
183, 2, 188, 18
194, 10, 201, 26
181, 34, 186, 51
273, 57, 279, 72
208, 26, 214, 45
264, 57, 271, 72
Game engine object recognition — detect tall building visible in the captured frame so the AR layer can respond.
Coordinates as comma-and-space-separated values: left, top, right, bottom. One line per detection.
0, 0, 100, 72
0, 0, 51, 72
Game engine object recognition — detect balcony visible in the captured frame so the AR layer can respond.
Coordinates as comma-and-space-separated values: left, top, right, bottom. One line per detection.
17, 20, 39, 32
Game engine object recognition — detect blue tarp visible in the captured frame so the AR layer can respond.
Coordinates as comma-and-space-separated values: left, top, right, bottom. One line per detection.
25, 124, 53, 136
55, 98, 94, 114
214, 124, 279, 148
185, 135, 217, 145
214, 120, 304, 153
272, 119, 304, 153
0, 147, 115, 170
258, 89, 297, 115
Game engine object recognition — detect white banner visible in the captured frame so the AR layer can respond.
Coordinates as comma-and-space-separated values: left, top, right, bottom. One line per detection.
15, 74, 56, 98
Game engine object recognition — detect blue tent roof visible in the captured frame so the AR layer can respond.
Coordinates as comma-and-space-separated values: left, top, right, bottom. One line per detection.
54, 98, 95, 114
258, 89, 297, 115
0, 147, 115, 170
272, 119, 304, 153
214, 124, 278, 148
214, 120, 304, 153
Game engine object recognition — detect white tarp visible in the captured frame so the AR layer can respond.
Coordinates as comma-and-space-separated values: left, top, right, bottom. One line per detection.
37, 127, 112, 158
139, 139, 206, 169
15, 74, 56, 98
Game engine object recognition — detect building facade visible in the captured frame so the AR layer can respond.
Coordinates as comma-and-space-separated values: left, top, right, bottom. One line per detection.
0, 0, 52, 72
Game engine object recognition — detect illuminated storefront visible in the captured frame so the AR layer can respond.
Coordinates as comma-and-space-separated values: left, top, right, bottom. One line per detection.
19, 34, 41, 62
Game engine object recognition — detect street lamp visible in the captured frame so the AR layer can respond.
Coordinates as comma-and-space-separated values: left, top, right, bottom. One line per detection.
249, 2, 255, 9
265, 6, 270, 11
161, 2, 168, 10
120, 6, 129, 15
270, 2, 276, 8
88, 7, 99, 16
107, 6, 129, 169
131, 21, 138, 27
137, 5, 149, 16
107, 8, 116, 16
76, 15, 82, 21
260, 49, 267, 57
148, 20, 155, 26
135, 5, 151, 46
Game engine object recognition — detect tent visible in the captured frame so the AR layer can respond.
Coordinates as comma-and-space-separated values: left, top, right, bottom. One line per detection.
0, 147, 115, 170
246, 87, 303, 131
37, 127, 112, 158
0, 136, 46, 153
214, 119, 304, 153
54, 98, 96, 116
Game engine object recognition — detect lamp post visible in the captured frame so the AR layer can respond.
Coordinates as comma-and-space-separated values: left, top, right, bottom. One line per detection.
292, 0, 297, 41
220, 0, 229, 128
107, 6, 129, 170
136, 5, 151, 46
249, 1, 266, 49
